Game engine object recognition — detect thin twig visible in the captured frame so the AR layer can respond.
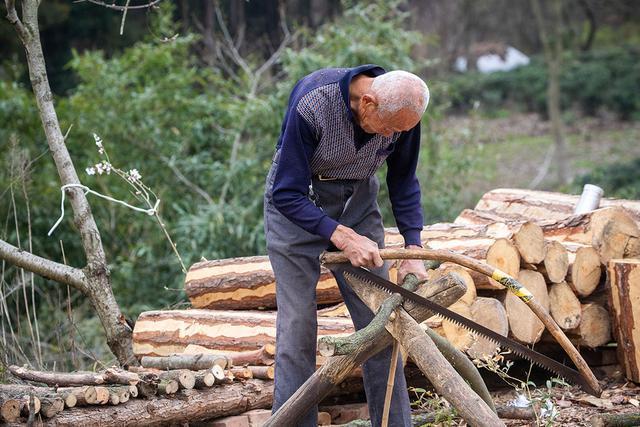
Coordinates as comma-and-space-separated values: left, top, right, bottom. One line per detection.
79, 0, 162, 11
119, 0, 130, 35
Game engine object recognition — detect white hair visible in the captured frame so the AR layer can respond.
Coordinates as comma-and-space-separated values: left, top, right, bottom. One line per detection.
370, 70, 430, 116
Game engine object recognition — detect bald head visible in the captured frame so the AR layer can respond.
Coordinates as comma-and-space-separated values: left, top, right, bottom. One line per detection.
369, 70, 430, 118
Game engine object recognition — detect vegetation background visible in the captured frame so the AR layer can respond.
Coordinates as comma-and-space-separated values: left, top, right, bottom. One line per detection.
0, 0, 639, 369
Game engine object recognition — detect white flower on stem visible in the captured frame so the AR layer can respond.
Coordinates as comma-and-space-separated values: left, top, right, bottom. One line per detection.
86, 167, 96, 175
93, 133, 105, 155
95, 163, 104, 175
128, 168, 142, 182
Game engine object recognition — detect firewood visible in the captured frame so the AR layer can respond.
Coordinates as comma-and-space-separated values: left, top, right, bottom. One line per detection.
430, 264, 477, 305
158, 370, 196, 390
107, 391, 119, 405
141, 354, 229, 370
442, 301, 474, 351
247, 366, 274, 380
7, 365, 139, 386
133, 309, 354, 357
505, 270, 549, 344
0, 384, 77, 409
467, 297, 509, 360
512, 221, 546, 264
40, 396, 64, 417
472, 188, 640, 226
568, 303, 612, 348
566, 244, 602, 297
537, 240, 569, 283
157, 378, 179, 395
486, 238, 521, 288
95, 386, 110, 404
0, 396, 21, 422
185, 255, 342, 310
548, 281, 582, 330
229, 367, 253, 380
225, 344, 276, 366
128, 384, 138, 398
608, 259, 640, 382
194, 370, 215, 388
590, 412, 640, 427
318, 303, 350, 317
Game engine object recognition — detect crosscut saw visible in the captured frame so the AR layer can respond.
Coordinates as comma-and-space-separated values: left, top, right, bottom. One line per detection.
333, 263, 601, 397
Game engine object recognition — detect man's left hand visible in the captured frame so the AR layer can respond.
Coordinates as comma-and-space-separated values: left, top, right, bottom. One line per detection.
396, 244, 429, 284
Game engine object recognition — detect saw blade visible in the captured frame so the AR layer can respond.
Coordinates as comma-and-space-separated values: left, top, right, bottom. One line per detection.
336, 264, 599, 396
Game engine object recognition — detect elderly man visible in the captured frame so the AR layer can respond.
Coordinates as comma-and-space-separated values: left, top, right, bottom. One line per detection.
264, 64, 430, 426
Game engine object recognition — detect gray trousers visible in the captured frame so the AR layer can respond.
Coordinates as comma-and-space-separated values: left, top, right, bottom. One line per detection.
264, 152, 411, 427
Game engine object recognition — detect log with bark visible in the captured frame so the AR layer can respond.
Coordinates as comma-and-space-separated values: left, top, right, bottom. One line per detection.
140, 354, 230, 370
44, 379, 274, 426
471, 188, 640, 226
7, 365, 139, 386
0, 384, 76, 409
608, 259, 640, 382
132, 309, 354, 357
185, 256, 342, 310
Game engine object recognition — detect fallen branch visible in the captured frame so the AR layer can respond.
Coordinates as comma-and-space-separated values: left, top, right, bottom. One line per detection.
8, 366, 140, 386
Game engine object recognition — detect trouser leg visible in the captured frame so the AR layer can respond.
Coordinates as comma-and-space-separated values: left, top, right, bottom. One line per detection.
326, 177, 412, 427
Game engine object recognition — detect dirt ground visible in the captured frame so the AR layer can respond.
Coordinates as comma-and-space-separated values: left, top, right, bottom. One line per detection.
491, 369, 640, 426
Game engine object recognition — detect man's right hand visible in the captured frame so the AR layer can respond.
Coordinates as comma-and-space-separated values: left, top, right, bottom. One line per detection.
330, 224, 383, 268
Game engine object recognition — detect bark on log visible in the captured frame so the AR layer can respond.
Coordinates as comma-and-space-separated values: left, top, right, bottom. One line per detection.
185, 256, 342, 309
248, 366, 274, 380
0, 384, 76, 409
467, 297, 509, 360
538, 240, 569, 283
133, 309, 354, 357
58, 386, 97, 406
265, 274, 467, 426
590, 412, 640, 427
8, 365, 139, 386
157, 378, 179, 395
226, 344, 275, 366
40, 396, 64, 417
42, 379, 274, 426
608, 259, 640, 382
229, 367, 253, 380
505, 270, 549, 344
472, 188, 640, 226
140, 354, 229, 370
158, 370, 196, 390
194, 371, 215, 388
548, 281, 582, 330
567, 303, 612, 348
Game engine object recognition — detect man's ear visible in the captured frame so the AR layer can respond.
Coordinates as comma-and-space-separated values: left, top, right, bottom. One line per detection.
361, 93, 378, 109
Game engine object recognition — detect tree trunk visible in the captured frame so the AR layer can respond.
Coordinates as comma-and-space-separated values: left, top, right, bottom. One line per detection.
3, 0, 135, 366
132, 309, 355, 356
51, 379, 274, 426
185, 256, 342, 309
470, 188, 640, 229
608, 259, 640, 382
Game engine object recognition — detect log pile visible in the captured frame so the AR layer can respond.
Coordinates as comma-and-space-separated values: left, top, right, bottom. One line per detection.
6, 187, 640, 424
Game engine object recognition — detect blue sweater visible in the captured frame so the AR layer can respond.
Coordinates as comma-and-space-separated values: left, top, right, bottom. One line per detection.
271, 64, 424, 246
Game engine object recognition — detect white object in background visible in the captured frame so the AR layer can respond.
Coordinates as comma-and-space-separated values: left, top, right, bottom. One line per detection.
574, 184, 604, 215
477, 46, 530, 73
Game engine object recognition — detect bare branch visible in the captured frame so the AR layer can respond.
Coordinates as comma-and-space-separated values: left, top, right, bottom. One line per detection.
0, 239, 87, 292
214, 1, 251, 76
79, 0, 162, 11
4, 0, 28, 41
160, 157, 214, 205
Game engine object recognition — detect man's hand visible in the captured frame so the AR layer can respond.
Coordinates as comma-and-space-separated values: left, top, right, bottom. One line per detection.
396, 244, 428, 284
330, 225, 383, 268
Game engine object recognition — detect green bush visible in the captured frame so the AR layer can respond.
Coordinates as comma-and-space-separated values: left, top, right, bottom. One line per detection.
572, 157, 640, 200
446, 47, 640, 119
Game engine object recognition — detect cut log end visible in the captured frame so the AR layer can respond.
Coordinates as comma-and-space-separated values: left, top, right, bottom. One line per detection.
513, 221, 546, 264
548, 281, 582, 330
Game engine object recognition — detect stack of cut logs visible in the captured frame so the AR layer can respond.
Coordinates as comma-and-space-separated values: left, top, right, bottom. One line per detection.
0, 352, 276, 424
135, 188, 640, 378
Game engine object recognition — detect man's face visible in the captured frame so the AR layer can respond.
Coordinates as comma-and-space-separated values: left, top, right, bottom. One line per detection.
360, 102, 421, 137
